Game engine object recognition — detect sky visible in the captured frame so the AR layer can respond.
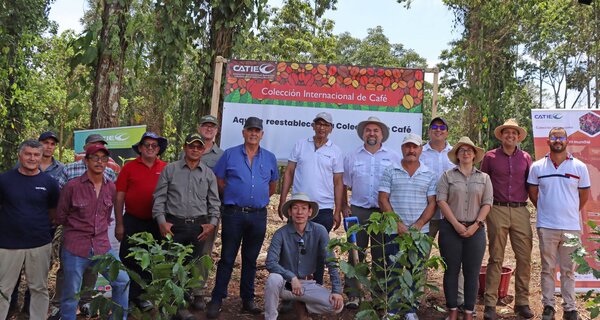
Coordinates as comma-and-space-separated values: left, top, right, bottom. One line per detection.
48, 0, 458, 69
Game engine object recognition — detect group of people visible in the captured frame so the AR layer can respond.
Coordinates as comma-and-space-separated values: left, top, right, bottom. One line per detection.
0, 111, 591, 320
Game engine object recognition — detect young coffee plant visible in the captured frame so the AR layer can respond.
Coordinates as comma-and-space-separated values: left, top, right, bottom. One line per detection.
570, 221, 600, 319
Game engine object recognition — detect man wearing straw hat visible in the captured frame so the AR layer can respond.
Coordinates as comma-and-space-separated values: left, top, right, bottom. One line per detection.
341, 116, 401, 308
264, 193, 344, 320
481, 119, 534, 320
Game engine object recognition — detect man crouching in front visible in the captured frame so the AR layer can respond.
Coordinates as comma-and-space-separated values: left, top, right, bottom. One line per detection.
264, 193, 344, 320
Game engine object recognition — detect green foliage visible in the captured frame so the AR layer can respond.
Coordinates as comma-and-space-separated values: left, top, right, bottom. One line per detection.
570, 221, 600, 319
329, 212, 444, 319
90, 232, 212, 319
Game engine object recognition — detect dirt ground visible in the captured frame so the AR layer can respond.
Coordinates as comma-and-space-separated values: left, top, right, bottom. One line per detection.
7, 198, 593, 320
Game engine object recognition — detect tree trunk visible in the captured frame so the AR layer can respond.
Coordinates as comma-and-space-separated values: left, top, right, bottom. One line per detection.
90, 0, 129, 129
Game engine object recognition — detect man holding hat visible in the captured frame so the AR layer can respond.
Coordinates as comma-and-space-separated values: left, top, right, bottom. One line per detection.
56, 144, 130, 320
264, 193, 344, 320
341, 116, 401, 308
152, 133, 220, 318
481, 119, 534, 320
207, 117, 279, 318
114, 131, 168, 311
378, 133, 437, 320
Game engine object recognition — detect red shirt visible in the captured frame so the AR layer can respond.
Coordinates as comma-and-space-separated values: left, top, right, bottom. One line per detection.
480, 147, 532, 203
115, 157, 167, 219
57, 174, 116, 258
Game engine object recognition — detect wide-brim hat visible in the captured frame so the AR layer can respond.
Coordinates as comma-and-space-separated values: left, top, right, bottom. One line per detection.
447, 136, 485, 165
132, 131, 168, 155
494, 119, 527, 142
281, 193, 319, 220
356, 116, 390, 142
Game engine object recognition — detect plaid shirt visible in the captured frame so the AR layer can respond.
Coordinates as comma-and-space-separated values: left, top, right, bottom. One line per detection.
58, 159, 116, 188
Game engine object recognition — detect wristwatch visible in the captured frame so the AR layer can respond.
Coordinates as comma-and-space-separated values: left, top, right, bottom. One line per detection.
476, 219, 485, 228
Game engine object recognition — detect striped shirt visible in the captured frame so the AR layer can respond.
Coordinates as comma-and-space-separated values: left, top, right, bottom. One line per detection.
379, 163, 437, 233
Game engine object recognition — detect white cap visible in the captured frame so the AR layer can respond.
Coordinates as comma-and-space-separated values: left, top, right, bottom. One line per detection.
401, 133, 422, 146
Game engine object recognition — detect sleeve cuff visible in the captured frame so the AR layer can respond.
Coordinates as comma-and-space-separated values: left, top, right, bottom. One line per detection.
155, 214, 166, 225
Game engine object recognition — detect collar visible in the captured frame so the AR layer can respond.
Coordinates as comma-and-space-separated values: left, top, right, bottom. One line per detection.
79, 171, 109, 184
392, 161, 430, 174
285, 221, 314, 234
359, 144, 389, 155
423, 141, 452, 152
179, 158, 204, 170
544, 152, 573, 160
498, 146, 522, 157
308, 137, 332, 147
451, 166, 481, 174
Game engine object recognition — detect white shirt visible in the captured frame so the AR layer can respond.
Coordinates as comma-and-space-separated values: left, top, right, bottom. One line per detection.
343, 145, 402, 208
289, 137, 344, 209
527, 154, 591, 231
420, 141, 455, 219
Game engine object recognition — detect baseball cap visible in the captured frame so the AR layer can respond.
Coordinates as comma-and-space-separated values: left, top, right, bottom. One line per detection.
199, 115, 219, 126
401, 133, 423, 146
85, 143, 110, 156
243, 117, 263, 130
313, 112, 333, 124
185, 133, 205, 145
85, 134, 108, 145
38, 131, 59, 143
429, 117, 449, 130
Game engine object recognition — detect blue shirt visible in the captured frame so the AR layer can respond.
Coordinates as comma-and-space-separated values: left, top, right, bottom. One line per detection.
213, 144, 279, 208
266, 222, 342, 294
0, 169, 60, 249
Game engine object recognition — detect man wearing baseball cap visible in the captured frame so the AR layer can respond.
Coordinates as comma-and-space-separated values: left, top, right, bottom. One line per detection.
153, 133, 221, 319
56, 144, 130, 320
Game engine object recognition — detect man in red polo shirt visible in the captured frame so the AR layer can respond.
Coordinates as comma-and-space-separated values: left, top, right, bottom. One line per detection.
114, 132, 168, 312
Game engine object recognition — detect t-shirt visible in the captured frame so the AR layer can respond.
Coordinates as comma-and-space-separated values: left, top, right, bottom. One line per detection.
0, 169, 60, 249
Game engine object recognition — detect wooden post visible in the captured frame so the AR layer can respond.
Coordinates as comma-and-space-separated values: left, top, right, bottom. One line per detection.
425, 67, 440, 118
210, 56, 227, 117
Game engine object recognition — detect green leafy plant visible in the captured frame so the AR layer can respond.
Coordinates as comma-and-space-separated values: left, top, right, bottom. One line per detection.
89, 232, 212, 319
329, 211, 444, 319
570, 221, 600, 319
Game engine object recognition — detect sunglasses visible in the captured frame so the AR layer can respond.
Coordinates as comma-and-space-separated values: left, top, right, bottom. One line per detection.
549, 136, 567, 141
430, 124, 447, 131
298, 238, 306, 255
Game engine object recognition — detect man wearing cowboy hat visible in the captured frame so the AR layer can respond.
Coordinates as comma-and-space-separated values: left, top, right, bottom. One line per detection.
114, 131, 168, 312
341, 116, 401, 308
265, 193, 344, 320
480, 119, 534, 320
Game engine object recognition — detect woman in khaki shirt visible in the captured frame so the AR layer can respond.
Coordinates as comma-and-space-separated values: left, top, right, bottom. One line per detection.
437, 137, 493, 320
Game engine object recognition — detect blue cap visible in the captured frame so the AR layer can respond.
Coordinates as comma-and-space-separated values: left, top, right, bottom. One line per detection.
38, 131, 59, 143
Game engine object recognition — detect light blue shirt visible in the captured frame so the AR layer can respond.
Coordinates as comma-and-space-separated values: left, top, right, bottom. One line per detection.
420, 141, 454, 219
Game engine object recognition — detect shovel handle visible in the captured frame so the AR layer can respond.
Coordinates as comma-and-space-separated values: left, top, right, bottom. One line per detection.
344, 216, 359, 243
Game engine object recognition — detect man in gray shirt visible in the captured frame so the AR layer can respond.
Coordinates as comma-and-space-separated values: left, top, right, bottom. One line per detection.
264, 193, 343, 320
152, 132, 221, 318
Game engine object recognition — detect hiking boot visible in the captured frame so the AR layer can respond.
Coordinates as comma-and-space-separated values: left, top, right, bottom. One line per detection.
345, 297, 360, 309
563, 310, 579, 320
483, 306, 497, 320
515, 305, 534, 319
241, 299, 262, 314
542, 306, 556, 320
206, 300, 222, 319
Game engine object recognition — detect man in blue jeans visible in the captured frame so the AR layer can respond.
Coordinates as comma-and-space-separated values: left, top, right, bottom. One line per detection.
206, 117, 279, 318
56, 144, 129, 320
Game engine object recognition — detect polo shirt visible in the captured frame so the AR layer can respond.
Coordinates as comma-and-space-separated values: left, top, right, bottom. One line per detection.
420, 141, 455, 219
213, 144, 279, 208
343, 145, 402, 208
378, 163, 437, 233
481, 147, 532, 203
116, 156, 167, 220
289, 137, 343, 209
527, 153, 591, 231
0, 169, 60, 249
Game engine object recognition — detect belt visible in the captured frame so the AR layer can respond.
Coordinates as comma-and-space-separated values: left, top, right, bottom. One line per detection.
225, 205, 266, 213
458, 220, 476, 227
166, 214, 204, 224
493, 201, 528, 208
298, 275, 314, 280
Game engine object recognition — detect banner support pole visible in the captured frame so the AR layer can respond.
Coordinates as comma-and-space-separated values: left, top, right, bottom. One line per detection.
211, 56, 228, 118
425, 67, 440, 118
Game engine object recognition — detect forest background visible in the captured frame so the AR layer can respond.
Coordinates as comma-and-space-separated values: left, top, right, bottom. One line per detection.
1, 0, 599, 170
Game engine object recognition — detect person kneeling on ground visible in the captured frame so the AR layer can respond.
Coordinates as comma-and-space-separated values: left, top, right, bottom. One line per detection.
264, 193, 344, 320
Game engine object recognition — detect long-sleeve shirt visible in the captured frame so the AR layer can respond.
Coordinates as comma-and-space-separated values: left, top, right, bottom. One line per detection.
56, 174, 116, 257
266, 222, 342, 294
480, 147, 532, 203
152, 159, 221, 225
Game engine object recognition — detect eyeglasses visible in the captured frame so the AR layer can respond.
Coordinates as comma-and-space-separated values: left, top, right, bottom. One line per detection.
549, 136, 567, 141
87, 155, 109, 163
457, 148, 474, 155
314, 122, 332, 128
298, 238, 306, 255
200, 124, 217, 130
430, 124, 447, 131
186, 144, 204, 150
142, 142, 159, 149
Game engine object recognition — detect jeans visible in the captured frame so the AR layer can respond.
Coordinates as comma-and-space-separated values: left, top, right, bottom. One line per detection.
311, 208, 333, 284
211, 206, 267, 303
60, 249, 129, 320
439, 220, 486, 311
119, 213, 161, 303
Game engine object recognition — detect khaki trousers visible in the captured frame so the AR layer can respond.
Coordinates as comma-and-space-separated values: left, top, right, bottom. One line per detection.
537, 228, 579, 311
0, 244, 52, 320
484, 205, 532, 307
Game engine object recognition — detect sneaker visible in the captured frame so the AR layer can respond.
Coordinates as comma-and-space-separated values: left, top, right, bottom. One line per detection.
206, 300, 222, 319
79, 302, 94, 317
138, 299, 154, 312
542, 306, 556, 320
48, 306, 61, 320
515, 305, 534, 319
345, 297, 360, 309
241, 299, 262, 314
483, 306, 497, 320
405, 312, 419, 320
563, 310, 579, 320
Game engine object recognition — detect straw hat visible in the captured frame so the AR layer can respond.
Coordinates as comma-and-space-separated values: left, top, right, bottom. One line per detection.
494, 119, 527, 142
447, 136, 485, 165
356, 116, 390, 142
281, 193, 319, 220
